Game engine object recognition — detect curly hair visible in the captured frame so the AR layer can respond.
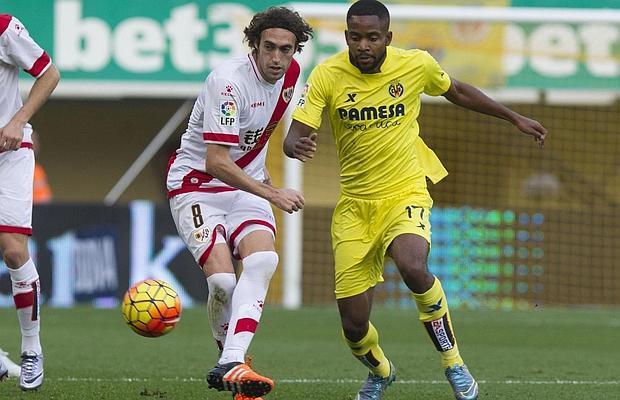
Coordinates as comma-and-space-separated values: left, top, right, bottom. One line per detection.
244, 7, 313, 53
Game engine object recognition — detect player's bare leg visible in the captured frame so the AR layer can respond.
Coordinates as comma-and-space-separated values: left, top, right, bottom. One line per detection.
338, 289, 396, 399
390, 233, 478, 400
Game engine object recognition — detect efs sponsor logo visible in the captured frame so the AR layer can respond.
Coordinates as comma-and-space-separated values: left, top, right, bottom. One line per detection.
431, 319, 453, 351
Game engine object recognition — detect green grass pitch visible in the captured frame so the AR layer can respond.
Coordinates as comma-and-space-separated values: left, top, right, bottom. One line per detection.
0, 306, 618, 399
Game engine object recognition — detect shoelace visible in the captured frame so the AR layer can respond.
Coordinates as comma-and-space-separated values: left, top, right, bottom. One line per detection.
21, 354, 39, 378
358, 374, 388, 399
446, 366, 472, 390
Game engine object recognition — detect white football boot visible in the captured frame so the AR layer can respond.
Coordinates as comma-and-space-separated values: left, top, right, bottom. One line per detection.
0, 356, 7, 381
20, 351, 44, 390
0, 348, 20, 378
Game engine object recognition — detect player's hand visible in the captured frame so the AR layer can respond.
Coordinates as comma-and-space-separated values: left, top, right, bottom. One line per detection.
0, 121, 25, 152
514, 116, 547, 148
269, 188, 305, 214
292, 132, 317, 162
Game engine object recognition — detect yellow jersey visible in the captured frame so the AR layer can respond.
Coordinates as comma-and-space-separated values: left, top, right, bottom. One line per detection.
293, 46, 451, 199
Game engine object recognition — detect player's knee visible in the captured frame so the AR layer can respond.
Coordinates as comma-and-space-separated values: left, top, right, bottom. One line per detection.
342, 322, 368, 343
1, 246, 29, 269
399, 263, 434, 294
207, 273, 236, 304
340, 313, 369, 341
242, 251, 278, 281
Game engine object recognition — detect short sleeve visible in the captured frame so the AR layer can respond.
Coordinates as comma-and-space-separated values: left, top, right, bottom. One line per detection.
422, 51, 451, 97
0, 15, 51, 78
292, 65, 329, 130
202, 76, 241, 146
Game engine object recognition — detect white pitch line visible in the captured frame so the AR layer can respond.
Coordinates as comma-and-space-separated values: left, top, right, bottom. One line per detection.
52, 377, 620, 385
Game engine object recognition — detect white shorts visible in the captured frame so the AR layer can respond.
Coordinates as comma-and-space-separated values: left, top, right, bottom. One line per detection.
169, 190, 276, 267
0, 147, 34, 235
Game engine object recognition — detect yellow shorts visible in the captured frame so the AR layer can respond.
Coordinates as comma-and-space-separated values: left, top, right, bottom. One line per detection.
331, 190, 432, 299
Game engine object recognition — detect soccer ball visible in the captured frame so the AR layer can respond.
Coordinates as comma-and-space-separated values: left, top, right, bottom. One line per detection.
121, 279, 182, 338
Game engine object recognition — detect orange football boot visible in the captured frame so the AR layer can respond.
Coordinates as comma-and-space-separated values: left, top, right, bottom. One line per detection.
222, 363, 274, 398
234, 393, 263, 400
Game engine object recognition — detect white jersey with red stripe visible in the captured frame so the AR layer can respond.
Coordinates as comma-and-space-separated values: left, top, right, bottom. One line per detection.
167, 53, 299, 198
0, 14, 52, 145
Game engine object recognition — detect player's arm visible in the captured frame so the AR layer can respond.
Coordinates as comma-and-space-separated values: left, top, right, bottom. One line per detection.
442, 78, 547, 147
262, 166, 272, 186
205, 143, 304, 213
283, 120, 317, 162
0, 65, 60, 151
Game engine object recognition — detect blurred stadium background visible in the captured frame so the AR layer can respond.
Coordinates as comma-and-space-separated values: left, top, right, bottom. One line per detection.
1, 1, 619, 399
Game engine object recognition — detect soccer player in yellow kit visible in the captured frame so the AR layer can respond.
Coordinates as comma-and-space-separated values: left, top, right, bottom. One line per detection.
284, 1, 547, 399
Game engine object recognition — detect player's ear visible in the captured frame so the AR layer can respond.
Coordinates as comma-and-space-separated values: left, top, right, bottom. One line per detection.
386, 31, 393, 46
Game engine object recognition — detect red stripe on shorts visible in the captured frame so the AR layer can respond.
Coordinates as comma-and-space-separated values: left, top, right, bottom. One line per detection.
0, 226, 32, 235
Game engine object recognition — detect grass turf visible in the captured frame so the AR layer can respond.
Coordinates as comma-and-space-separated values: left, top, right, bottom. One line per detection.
0, 306, 618, 399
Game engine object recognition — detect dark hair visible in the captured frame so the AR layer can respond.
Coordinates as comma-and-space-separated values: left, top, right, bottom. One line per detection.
244, 7, 313, 53
346, 0, 390, 27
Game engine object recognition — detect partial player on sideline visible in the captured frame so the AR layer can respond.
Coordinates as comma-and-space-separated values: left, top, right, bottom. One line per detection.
0, 13, 60, 391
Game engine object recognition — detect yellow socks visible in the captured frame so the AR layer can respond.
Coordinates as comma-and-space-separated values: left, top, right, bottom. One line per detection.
343, 322, 391, 378
412, 277, 464, 368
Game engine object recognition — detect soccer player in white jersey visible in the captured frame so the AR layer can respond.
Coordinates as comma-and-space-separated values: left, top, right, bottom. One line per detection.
167, 7, 312, 399
0, 14, 60, 391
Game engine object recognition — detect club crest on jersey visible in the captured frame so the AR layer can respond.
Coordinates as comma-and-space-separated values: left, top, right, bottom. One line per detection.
193, 227, 210, 243
12, 20, 24, 36
220, 100, 237, 126
388, 81, 404, 98
282, 86, 294, 103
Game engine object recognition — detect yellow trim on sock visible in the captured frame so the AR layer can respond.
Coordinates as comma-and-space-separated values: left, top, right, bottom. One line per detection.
440, 346, 464, 369
343, 322, 391, 378
412, 277, 446, 322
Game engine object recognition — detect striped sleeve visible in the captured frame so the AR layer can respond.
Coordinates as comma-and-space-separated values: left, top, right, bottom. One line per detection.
202, 75, 241, 146
0, 15, 52, 78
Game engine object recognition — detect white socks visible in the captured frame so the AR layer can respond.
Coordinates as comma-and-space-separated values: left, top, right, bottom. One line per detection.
219, 251, 278, 364
207, 273, 237, 351
8, 259, 42, 355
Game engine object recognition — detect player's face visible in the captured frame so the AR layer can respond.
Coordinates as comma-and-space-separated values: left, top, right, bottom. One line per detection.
254, 28, 297, 84
345, 15, 392, 74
